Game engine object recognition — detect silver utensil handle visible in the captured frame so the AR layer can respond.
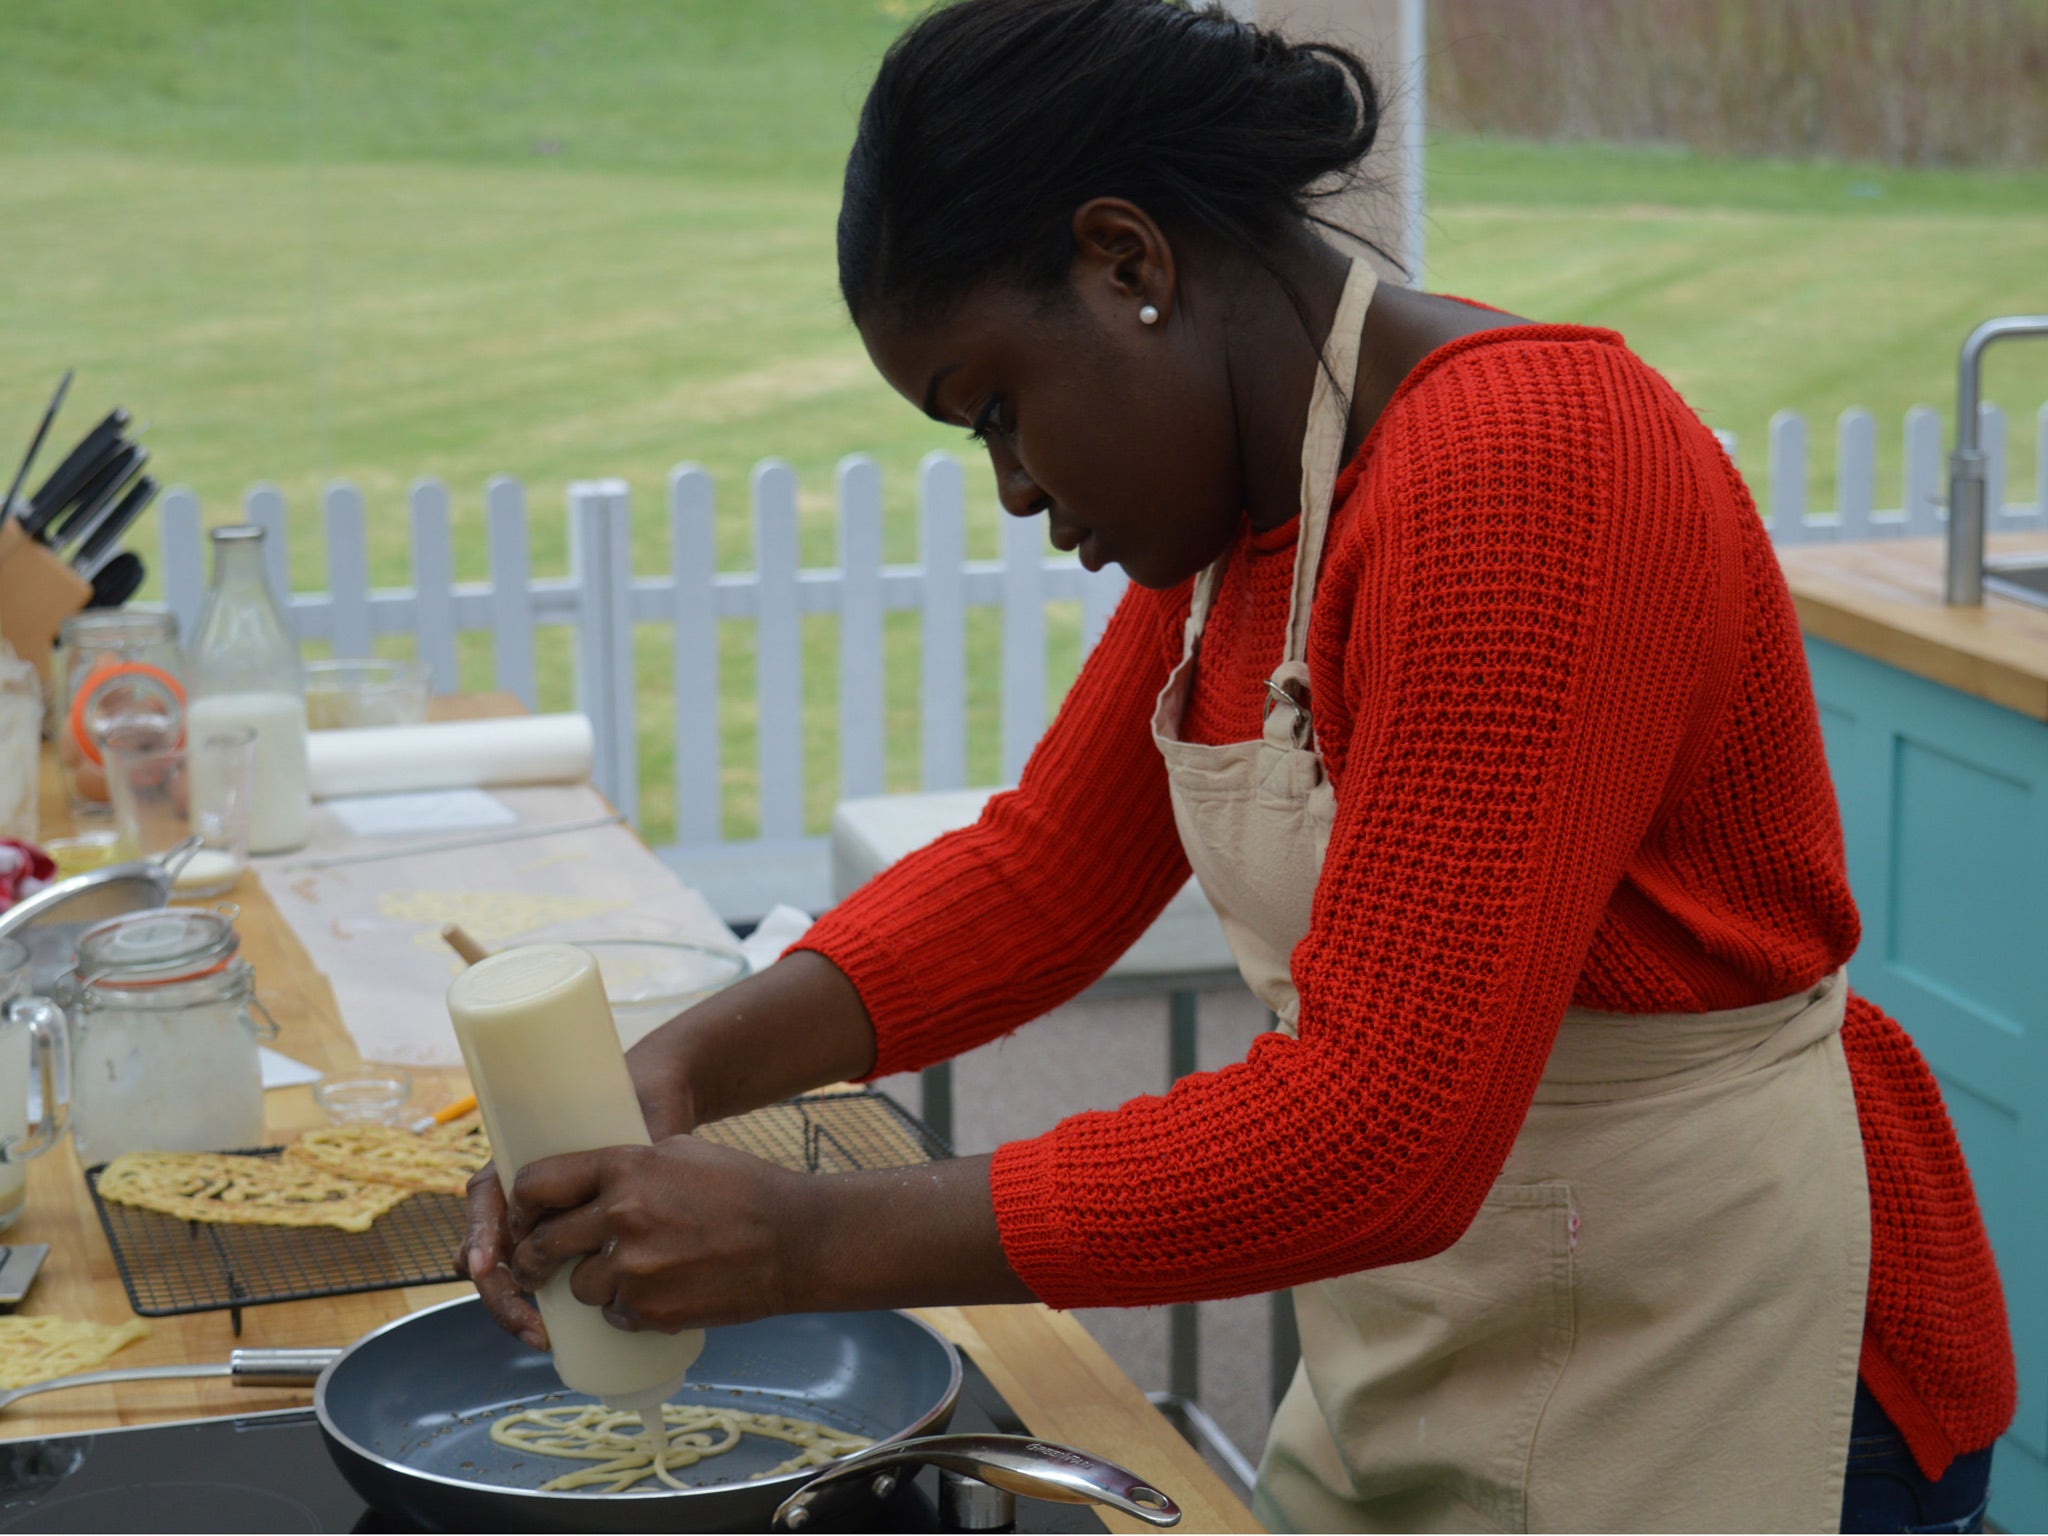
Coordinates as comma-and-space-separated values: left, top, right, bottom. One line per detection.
775, 1433, 1182, 1529
0, 1348, 343, 1410
0, 1362, 230, 1409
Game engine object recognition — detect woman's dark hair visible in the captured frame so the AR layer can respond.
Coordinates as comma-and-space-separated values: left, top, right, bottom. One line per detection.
839, 0, 1383, 326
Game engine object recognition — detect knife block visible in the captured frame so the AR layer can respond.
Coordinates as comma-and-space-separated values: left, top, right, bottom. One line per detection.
0, 519, 93, 679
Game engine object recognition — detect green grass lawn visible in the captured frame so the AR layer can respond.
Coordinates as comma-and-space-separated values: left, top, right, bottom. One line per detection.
3, 2, 2046, 844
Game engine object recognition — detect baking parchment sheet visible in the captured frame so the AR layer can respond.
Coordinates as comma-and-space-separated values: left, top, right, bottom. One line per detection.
261, 785, 738, 1067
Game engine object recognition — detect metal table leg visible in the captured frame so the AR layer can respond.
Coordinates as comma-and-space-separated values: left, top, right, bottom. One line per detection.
1146, 990, 1260, 1494
1270, 1288, 1300, 1411
920, 1063, 953, 1148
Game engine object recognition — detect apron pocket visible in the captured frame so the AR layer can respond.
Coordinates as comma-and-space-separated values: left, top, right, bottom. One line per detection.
1288, 1180, 1577, 1534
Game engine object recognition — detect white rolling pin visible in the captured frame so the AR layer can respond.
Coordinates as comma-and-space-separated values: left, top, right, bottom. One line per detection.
307, 714, 594, 799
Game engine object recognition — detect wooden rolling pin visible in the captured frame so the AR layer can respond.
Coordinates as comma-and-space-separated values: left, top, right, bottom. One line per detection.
417, 924, 487, 1128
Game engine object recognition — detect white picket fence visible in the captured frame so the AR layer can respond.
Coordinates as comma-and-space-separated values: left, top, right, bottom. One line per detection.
1728, 401, 2048, 544
152, 453, 1129, 918
149, 401, 2048, 919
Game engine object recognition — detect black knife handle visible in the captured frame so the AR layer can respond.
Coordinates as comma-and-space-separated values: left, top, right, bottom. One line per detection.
25, 408, 128, 526
86, 550, 146, 609
46, 443, 143, 550
72, 475, 157, 575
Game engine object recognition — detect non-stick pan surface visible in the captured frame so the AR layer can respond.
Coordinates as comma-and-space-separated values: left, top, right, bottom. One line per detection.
315, 1295, 959, 1532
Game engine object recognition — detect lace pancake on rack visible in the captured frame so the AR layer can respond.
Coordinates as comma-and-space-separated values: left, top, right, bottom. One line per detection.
490, 1402, 873, 1492
0, 1316, 152, 1389
285, 1121, 491, 1196
95, 1151, 413, 1233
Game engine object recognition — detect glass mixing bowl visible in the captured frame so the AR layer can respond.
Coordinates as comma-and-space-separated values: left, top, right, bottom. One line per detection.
564, 938, 749, 1048
304, 658, 432, 731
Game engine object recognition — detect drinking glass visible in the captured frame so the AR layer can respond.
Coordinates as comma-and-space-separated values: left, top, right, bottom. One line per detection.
103, 724, 257, 899
0, 650, 39, 843
56, 609, 183, 820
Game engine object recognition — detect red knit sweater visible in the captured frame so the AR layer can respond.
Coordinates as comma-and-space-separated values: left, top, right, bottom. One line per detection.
796, 325, 2015, 1479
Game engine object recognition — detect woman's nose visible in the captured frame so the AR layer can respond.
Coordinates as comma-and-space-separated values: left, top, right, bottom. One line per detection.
988, 445, 1046, 519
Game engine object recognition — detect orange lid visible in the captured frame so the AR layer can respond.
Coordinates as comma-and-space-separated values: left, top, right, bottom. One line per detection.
68, 660, 186, 766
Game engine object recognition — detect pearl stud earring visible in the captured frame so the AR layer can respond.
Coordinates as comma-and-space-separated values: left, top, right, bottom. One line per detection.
1138, 303, 1160, 326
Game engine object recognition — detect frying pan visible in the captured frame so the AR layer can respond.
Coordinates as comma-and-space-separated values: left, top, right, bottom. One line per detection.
0, 1296, 1183, 1529
315, 1295, 958, 1531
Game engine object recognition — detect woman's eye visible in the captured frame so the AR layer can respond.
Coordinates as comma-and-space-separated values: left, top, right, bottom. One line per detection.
967, 397, 1007, 446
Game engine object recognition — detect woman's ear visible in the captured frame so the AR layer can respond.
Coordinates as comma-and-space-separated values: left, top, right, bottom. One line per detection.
1070, 198, 1177, 326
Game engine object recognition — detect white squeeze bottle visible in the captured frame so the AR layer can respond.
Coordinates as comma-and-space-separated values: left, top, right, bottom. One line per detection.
447, 942, 705, 1410
185, 525, 311, 854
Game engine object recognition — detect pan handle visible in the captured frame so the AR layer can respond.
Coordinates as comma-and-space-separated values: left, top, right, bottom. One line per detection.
774, 1433, 1181, 1529
229, 1348, 344, 1383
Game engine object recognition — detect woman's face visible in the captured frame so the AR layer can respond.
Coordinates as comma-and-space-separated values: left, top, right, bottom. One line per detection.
856, 227, 1244, 590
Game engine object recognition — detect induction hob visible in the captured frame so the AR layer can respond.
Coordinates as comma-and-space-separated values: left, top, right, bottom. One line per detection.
0, 1357, 1108, 1533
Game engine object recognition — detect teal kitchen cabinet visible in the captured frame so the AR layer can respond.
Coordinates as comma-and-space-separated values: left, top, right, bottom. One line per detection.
1808, 634, 2047, 1531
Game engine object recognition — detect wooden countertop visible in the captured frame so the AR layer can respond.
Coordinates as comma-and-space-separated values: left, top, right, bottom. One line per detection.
1778, 534, 2048, 721
2, 700, 1257, 1534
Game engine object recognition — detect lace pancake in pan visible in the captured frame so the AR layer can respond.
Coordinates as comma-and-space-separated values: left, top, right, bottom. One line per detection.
490, 1401, 873, 1493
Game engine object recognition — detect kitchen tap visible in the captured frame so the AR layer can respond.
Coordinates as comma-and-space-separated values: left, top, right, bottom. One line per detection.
1946, 314, 2048, 606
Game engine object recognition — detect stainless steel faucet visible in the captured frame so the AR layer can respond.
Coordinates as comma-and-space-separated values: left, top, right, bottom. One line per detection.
1945, 314, 2048, 606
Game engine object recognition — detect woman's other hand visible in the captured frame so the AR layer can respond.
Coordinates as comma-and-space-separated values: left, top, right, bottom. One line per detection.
458, 1163, 547, 1350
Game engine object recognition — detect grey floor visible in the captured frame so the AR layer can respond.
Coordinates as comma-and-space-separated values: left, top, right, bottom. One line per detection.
871, 985, 1282, 1493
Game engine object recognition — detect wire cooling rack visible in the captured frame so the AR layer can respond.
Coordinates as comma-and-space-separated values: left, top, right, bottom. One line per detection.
696, 1088, 950, 1172
85, 1089, 949, 1332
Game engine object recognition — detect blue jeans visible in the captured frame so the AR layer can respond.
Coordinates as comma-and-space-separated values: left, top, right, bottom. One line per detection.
1841, 1381, 1994, 1533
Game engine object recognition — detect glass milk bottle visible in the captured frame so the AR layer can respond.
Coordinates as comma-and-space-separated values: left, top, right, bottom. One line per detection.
448, 943, 704, 1410
186, 525, 311, 854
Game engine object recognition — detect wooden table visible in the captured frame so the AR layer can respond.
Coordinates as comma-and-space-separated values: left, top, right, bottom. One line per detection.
1778, 533, 2048, 721
3, 704, 1258, 1534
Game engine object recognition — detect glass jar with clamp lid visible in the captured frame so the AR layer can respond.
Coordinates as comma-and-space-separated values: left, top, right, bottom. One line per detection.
62, 907, 276, 1165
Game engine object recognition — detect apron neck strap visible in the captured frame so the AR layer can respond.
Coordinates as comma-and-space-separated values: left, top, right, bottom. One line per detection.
1281, 256, 1377, 664
1181, 257, 1379, 662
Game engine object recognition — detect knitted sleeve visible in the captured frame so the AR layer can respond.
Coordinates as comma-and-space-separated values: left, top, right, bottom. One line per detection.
1841, 993, 2016, 1478
791, 583, 1195, 1078
990, 342, 1735, 1306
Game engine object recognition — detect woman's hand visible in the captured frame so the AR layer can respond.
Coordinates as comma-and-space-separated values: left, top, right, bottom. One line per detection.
485, 1140, 1033, 1340
459, 1164, 547, 1349
458, 949, 878, 1346
455, 953, 1030, 1346
504, 1138, 814, 1333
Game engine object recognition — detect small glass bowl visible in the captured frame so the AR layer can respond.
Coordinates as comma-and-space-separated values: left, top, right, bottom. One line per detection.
304, 657, 432, 731
44, 830, 128, 878
313, 1068, 414, 1125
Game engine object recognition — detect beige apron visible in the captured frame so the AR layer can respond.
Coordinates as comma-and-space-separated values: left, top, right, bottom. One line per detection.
1151, 258, 1871, 1533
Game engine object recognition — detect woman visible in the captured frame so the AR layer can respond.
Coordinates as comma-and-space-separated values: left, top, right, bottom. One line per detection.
463, 2, 2015, 1528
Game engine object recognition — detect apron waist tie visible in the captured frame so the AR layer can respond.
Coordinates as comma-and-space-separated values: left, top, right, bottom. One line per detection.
1534, 968, 1847, 1105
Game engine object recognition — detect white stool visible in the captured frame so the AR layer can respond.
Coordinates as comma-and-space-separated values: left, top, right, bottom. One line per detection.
830, 788, 1280, 1489
831, 788, 1239, 1000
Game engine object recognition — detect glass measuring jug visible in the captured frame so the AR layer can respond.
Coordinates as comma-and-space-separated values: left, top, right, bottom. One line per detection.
0, 937, 71, 1231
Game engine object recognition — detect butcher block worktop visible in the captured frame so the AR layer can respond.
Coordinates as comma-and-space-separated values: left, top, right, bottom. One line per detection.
1, 700, 1258, 1535
1777, 534, 2048, 721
